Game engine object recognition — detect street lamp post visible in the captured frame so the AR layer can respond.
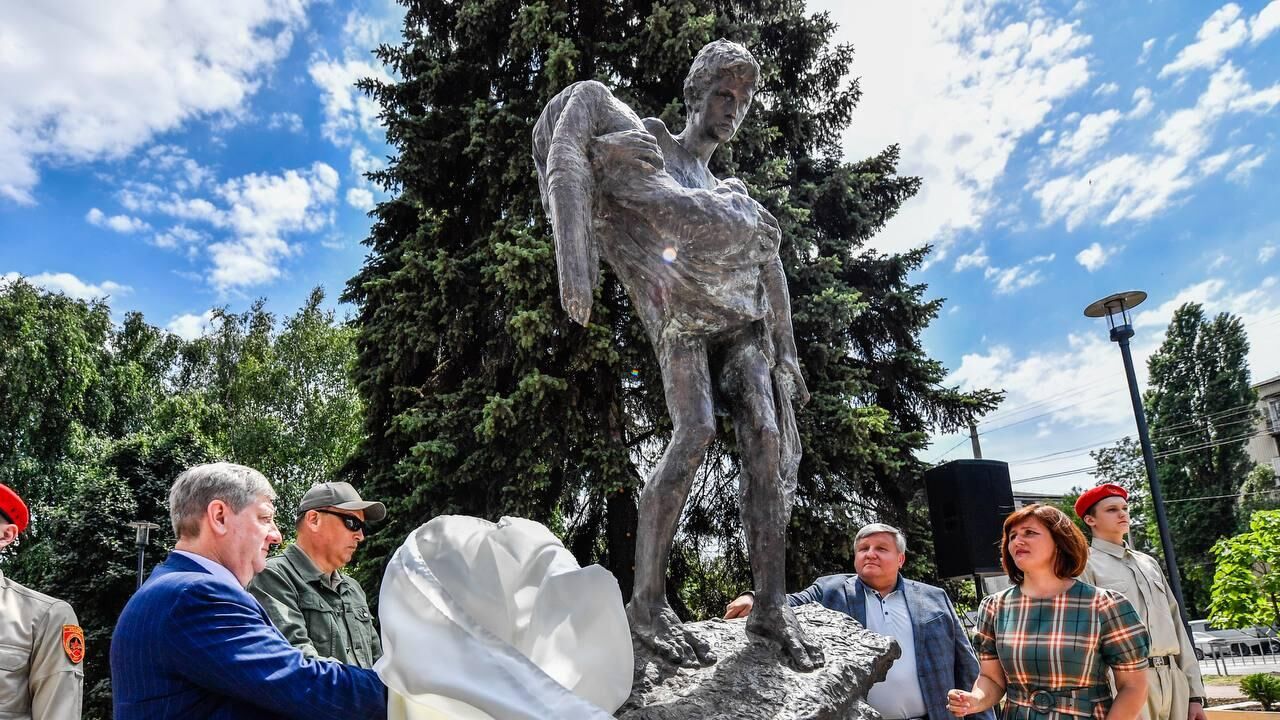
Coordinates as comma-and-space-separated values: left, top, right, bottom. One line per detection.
1084, 291, 1192, 631
126, 521, 160, 590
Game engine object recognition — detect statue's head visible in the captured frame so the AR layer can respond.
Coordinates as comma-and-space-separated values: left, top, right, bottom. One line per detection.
683, 39, 760, 145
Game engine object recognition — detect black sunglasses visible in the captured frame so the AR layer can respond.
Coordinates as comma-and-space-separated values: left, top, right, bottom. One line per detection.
314, 509, 369, 534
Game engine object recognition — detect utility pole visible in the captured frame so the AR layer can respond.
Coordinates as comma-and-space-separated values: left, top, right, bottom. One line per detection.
969, 423, 983, 459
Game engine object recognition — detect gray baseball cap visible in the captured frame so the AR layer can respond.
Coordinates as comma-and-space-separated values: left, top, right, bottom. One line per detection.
297, 482, 386, 523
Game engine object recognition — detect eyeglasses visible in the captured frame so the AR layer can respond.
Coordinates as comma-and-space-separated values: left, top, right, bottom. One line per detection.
314, 509, 368, 534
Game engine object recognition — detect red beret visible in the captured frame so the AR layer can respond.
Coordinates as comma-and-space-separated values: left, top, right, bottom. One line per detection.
1074, 483, 1128, 518
0, 483, 29, 534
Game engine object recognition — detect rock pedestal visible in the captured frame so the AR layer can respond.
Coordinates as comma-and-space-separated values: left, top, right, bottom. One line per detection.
616, 605, 900, 720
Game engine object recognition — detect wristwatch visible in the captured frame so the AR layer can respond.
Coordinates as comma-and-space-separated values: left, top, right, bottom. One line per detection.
1189, 697, 1204, 705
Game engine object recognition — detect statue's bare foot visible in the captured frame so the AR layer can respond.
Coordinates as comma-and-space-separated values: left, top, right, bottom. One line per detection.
627, 600, 716, 667
746, 602, 825, 671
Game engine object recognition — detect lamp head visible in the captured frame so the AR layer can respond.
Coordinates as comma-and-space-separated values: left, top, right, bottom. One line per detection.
1084, 290, 1147, 336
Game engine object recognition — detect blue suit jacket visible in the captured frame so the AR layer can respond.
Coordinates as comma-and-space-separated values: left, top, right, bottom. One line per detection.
788, 574, 995, 720
111, 553, 387, 720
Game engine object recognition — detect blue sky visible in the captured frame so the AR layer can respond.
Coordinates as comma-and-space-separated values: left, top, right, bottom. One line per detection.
2, 1, 1278, 495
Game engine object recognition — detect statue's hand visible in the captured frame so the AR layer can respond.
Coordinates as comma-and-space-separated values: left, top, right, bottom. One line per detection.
774, 359, 810, 406
592, 129, 664, 170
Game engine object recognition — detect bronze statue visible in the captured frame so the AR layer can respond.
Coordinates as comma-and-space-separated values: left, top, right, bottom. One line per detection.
532, 40, 821, 671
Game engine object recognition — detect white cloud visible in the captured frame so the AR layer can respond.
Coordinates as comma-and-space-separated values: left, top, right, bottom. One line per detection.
86, 207, 150, 234
1250, 0, 1280, 44
267, 112, 304, 134
1260, 245, 1277, 263
114, 162, 340, 290
1074, 242, 1118, 271
1, 271, 131, 300
346, 187, 375, 211
1228, 152, 1268, 184
1092, 81, 1119, 97
207, 162, 339, 288
810, 1, 1091, 256
308, 58, 391, 146
349, 145, 385, 178
1038, 129, 1056, 145
1198, 145, 1253, 176
954, 245, 991, 272
1138, 37, 1156, 65
1050, 109, 1121, 167
984, 253, 1055, 294
1128, 87, 1154, 118
1160, 3, 1250, 77
0, 1, 310, 204
166, 310, 216, 340
1036, 62, 1280, 230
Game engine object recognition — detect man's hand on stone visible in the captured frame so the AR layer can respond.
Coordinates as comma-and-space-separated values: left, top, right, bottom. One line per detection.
593, 129, 663, 170
723, 593, 754, 619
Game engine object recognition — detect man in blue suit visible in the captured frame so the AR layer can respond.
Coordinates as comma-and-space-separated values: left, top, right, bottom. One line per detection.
725, 523, 993, 720
111, 462, 387, 720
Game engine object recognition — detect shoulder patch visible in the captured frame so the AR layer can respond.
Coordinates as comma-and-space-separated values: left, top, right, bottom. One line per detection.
62, 625, 84, 664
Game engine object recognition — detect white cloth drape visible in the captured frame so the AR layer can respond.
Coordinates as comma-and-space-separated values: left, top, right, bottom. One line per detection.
376, 516, 633, 719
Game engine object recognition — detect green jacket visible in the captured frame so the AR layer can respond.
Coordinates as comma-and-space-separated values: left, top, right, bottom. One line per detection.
247, 544, 383, 668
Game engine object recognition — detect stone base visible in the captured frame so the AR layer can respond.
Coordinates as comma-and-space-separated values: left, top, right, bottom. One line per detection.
616, 604, 900, 720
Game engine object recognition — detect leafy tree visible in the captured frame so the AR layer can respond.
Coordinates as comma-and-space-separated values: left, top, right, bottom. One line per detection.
1087, 437, 1157, 553
0, 278, 361, 719
1145, 303, 1256, 616
1209, 510, 1280, 632
343, 0, 998, 613
1237, 463, 1280, 524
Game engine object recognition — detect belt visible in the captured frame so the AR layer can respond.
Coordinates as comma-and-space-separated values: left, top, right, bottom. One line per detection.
1007, 685, 1109, 716
1148, 656, 1173, 667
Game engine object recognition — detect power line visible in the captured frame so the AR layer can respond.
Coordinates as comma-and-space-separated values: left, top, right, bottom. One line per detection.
1010, 429, 1270, 485
1007, 411, 1263, 466
979, 389, 1126, 436
1163, 488, 1280, 504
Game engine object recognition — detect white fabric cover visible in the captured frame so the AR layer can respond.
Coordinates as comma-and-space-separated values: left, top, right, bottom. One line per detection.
376, 515, 633, 719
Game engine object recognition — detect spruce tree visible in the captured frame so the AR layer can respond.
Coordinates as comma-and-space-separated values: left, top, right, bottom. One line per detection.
1145, 303, 1256, 616
343, 0, 999, 611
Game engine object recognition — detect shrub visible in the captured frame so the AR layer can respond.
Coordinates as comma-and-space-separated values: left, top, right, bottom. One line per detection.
1240, 673, 1280, 711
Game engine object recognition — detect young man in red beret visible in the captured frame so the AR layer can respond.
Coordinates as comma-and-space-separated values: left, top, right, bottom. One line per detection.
1076, 484, 1205, 720
0, 482, 83, 719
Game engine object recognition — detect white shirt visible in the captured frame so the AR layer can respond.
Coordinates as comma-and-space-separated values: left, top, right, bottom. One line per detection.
172, 549, 243, 590
864, 584, 928, 720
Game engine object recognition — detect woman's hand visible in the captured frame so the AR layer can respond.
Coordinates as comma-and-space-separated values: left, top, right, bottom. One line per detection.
947, 689, 981, 717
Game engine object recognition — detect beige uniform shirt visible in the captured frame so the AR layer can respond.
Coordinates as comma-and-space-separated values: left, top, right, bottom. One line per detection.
0, 569, 83, 720
1080, 538, 1205, 697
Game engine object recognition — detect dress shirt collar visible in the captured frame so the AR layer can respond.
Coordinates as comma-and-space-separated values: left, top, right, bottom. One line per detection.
1091, 536, 1129, 558
172, 549, 244, 589
858, 573, 906, 599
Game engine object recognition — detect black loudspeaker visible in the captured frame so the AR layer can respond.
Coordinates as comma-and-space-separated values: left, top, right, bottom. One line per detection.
925, 459, 1015, 579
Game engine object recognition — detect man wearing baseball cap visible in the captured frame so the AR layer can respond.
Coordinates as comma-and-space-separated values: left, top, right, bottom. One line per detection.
0, 483, 83, 720
1076, 483, 1205, 720
249, 482, 386, 668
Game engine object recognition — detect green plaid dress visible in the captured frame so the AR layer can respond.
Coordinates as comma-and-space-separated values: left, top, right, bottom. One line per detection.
974, 581, 1150, 720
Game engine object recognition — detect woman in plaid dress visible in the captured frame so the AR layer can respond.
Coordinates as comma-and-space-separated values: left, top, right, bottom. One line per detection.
947, 504, 1150, 720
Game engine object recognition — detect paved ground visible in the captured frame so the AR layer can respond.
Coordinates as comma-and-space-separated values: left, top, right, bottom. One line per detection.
1198, 656, 1280, 700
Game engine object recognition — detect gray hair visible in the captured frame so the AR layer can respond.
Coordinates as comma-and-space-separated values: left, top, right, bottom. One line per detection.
169, 462, 275, 539
683, 39, 761, 110
855, 523, 907, 554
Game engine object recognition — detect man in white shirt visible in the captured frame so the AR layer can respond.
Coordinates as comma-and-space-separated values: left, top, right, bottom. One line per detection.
725, 523, 991, 720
